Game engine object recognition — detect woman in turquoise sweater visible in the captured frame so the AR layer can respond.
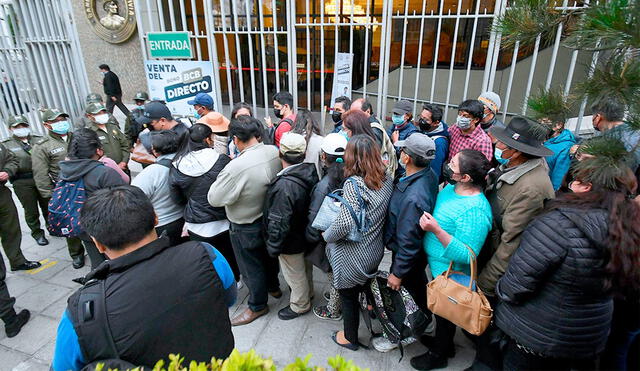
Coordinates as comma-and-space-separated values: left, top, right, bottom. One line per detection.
410, 149, 493, 371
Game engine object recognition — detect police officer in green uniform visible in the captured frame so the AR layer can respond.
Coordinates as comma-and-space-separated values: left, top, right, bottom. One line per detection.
0, 141, 41, 271
124, 91, 148, 146
85, 102, 130, 172
2, 115, 49, 246
32, 109, 85, 268
73, 93, 121, 131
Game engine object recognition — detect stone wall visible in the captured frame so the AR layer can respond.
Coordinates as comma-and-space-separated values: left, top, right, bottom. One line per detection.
69, 1, 146, 103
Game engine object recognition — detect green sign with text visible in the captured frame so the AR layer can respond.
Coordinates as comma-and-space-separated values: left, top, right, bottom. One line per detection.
148, 32, 192, 59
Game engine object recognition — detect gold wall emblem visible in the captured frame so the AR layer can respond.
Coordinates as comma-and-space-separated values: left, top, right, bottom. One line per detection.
84, 0, 136, 44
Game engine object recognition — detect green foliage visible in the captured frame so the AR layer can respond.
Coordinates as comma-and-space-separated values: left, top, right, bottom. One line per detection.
493, 0, 565, 49
575, 135, 635, 190
564, 0, 640, 54
573, 55, 640, 108
527, 87, 573, 124
94, 352, 367, 371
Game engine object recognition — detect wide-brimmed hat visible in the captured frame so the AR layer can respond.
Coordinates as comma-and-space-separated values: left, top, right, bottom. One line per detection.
490, 116, 553, 157
196, 112, 229, 133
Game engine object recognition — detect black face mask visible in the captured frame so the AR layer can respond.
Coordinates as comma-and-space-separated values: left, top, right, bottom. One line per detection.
274, 108, 283, 119
418, 118, 432, 132
442, 163, 457, 184
331, 112, 342, 124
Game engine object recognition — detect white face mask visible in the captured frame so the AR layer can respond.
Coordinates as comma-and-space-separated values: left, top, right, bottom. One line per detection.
12, 127, 31, 138
94, 114, 109, 124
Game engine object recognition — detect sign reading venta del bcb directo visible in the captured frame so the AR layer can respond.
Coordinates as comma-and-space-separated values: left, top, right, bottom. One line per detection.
148, 32, 192, 58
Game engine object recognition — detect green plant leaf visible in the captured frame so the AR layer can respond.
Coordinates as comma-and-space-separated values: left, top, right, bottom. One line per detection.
527, 86, 573, 124
493, 0, 566, 49
574, 54, 640, 109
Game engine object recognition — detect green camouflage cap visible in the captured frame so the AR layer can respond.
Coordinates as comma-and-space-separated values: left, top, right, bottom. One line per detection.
40, 108, 69, 122
86, 93, 103, 104
85, 102, 108, 114
133, 91, 149, 101
7, 114, 28, 127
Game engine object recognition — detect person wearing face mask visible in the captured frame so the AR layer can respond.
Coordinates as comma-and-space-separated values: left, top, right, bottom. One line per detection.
447, 99, 493, 163
494, 157, 639, 371
85, 103, 130, 173
418, 103, 449, 179
374, 133, 438, 353
264, 91, 296, 147
542, 117, 577, 191
136, 100, 190, 155
187, 93, 215, 120
2, 114, 49, 247
387, 100, 418, 147
477, 91, 505, 133
330, 96, 352, 133
58, 129, 127, 270
169, 124, 240, 286
410, 149, 493, 369
32, 109, 87, 269
124, 91, 149, 146
470, 116, 555, 371
74, 93, 121, 131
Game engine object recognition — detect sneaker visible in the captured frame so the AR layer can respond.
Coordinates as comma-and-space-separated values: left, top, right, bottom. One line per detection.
313, 305, 342, 321
372, 335, 416, 353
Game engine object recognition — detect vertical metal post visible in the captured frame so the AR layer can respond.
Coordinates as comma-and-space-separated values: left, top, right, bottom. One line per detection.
287, 0, 297, 108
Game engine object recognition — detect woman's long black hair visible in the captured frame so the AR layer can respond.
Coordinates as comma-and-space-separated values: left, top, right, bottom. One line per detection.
173, 123, 213, 166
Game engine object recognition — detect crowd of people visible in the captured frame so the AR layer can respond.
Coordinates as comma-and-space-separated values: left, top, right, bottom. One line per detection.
0, 64, 638, 370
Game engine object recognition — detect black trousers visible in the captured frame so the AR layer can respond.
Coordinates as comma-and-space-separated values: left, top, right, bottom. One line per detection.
229, 220, 279, 312
189, 229, 240, 281
431, 315, 456, 356
392, 252, 429, 315
469, 295, 503, 370
106, 94, 130, 116
338, 284, 366, 344
0, 232, 16, 322
156, 218, 188, 247
503, 339, 596, 371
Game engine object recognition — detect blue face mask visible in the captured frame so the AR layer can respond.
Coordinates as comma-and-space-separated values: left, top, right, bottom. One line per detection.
194, 112, 201, 119
392, 115, 405, 126
339, 129, 350, 142
494, 147, 509, 165
51, 120, 70, 135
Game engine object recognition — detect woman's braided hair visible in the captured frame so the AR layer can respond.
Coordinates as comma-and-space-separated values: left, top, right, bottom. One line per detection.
68, 128, 102, 160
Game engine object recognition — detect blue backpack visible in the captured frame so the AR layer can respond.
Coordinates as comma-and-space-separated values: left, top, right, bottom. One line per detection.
47, 178, 86, 237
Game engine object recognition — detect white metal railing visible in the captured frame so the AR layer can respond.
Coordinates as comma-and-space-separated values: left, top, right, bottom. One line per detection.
135, 0, 593, 128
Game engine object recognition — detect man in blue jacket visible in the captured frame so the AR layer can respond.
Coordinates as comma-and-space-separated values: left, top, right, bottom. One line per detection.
418, 103, 449, 179
52, 186, 236, 370
376, 133, 438, 353
544, 121, 577, 190
388, 100, 418, 147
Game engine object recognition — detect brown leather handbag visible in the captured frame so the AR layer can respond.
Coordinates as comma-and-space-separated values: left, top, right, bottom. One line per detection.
131, 141, 156, 165
426, 246, 493, 335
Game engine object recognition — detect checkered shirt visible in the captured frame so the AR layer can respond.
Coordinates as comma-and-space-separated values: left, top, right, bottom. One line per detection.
447, 124, 493, 162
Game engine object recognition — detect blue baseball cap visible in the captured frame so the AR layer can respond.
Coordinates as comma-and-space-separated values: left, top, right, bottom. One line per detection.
187, 93, 214, 109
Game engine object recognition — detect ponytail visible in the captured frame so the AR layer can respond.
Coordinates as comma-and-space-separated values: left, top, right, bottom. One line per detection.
68, 128, 102, 160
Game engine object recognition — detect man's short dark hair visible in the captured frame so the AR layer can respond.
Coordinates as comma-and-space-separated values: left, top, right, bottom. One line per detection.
151, 130, 179, 155
458, 99, 485, 120
80, 186, 156, 250
422, 103, 443, 123
280, 152, 305, 165
230, 115, 263, 142
99, 64, 110, 71
273, 91, 294, 108
361, 100, 374, 115
335, 96, 352, 111
591, 96, 625, 122
406, 152, 431, 168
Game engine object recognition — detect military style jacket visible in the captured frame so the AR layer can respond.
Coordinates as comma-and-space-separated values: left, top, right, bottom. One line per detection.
88, 123, 130, 164
73, 115, 120, 132
1, 134, 43, 179
31, 132, 71, 198
0, 143, 18, 186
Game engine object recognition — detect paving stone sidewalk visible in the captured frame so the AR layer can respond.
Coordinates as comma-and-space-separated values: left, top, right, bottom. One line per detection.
0, 110, 475, 370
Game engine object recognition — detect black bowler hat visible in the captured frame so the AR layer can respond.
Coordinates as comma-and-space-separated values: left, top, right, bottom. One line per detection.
490, 116, 553, 157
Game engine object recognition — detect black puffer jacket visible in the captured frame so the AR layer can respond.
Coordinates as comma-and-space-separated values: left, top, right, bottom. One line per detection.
495, 207, 612, 359
169, 149, 231, 224
264, 163, 319, 256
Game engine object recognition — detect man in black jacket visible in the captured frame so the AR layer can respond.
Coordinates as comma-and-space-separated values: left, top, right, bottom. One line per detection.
99, 64, 130, 116
264, 133, 319, 320
376, 133, 438, 352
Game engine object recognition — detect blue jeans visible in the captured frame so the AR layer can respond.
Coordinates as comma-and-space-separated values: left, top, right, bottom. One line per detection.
229, 220, 279, 312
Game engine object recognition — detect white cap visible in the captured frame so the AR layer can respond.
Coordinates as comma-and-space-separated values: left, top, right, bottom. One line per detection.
478, 91, 502, 113
321, 133, 348, 156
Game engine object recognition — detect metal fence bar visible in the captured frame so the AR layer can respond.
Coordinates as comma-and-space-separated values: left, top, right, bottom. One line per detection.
521, 34, 541, 115
502, 40, 520, 122
168, 0, 177, 31
271, 0, 281, 93
462, 0, 482, 100
361, 0, 371, 98
412, 0, 427, 112
378, 0, 393, 118
244, 0, 258, 113
216, 0, 236, 107
482, 0, 506, 91
375, 0, 388, 114
203, 0, 223, 112
258, 1, 269, 112
430, 0, 445, 103
287, 0, 297, 108
179, 0, 188, 33
229, 0, 245, 102
575, 48, 600, 135
190, 0, 202, 59
444, 0, 463, 118
396, 0, 409, 99
305, 0, 312, 109
145, 0, 155, 31
155, 0, 166, 31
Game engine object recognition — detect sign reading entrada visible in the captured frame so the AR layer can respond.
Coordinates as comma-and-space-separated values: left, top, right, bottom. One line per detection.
148, 32, 193, 59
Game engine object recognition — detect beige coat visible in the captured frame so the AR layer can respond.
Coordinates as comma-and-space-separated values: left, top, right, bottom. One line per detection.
477, 158, 555, 297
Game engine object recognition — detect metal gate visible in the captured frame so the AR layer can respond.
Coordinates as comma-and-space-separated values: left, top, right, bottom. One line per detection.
134, 0, 592, 126
0, 0, 89, 138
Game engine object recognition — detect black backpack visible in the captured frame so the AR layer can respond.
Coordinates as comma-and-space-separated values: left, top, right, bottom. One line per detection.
263, 118, 293, 145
